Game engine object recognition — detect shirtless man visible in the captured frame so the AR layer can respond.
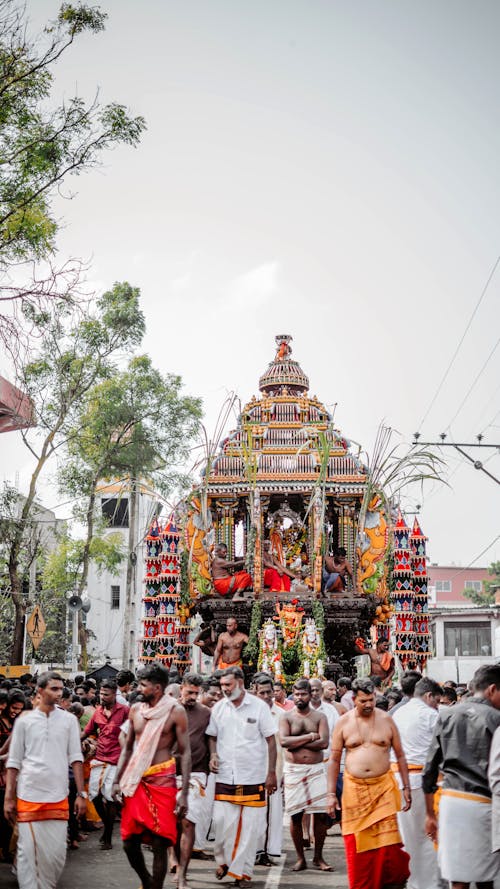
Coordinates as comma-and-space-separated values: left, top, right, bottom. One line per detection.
212, 617, 248, 672
356, 638, 395, 689
279, 679, 331, 872
327, 678, 410, 889
112, 663, 191, 889
322, 547, 353, 594
193, 620, 218, 658
212, 543, 253, 601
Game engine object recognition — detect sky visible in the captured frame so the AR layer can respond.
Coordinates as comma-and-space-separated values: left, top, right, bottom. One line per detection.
1, 0, 499, 567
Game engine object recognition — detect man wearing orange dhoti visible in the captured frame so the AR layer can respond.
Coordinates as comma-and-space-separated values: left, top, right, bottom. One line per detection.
5, 672, 86, 889
212, 544, 252, 601
263, 541, 298, 593
327, 678, 411, 889
212, 618, 248, 673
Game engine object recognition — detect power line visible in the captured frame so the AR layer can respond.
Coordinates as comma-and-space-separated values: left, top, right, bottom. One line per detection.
446, 335, 500, 429
482, 407, 500, 437
418, 251, 500, 429
444, 534, 500, 581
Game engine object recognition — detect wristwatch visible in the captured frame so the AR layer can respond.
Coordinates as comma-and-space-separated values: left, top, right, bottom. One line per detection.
76, 791, 89, 799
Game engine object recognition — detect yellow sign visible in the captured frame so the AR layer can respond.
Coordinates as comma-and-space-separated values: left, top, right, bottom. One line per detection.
0, 665, 30, 678
26, 606, 46, 650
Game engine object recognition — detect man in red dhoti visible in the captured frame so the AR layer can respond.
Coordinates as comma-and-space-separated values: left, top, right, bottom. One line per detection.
263, 540, 298, 593
327, 677, 411, 889
113, 664, 191, 889
212, 543, 252, 601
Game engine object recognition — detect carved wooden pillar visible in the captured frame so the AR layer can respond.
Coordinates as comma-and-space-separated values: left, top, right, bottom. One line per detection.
312, 492, 323, 598
252, 490, 262, 597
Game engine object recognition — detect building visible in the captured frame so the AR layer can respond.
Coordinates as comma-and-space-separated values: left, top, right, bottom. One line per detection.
0, 375, 33, 433
425, 603, 500, 685
85, 481, 161, 669
428, 564, 491, 607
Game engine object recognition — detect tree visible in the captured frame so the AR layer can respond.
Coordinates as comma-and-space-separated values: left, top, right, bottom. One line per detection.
58, 353, 202, 667
463, 562, 500, 606
0, 0, 145, 350
2, 282, 145, 664
36, 529, 124, 666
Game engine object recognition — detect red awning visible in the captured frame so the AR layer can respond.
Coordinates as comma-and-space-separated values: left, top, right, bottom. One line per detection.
0, 376, 34, 432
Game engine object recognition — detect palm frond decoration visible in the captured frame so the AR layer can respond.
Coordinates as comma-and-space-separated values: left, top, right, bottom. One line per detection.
359, 424, 446, 531
356, 424, 446, 595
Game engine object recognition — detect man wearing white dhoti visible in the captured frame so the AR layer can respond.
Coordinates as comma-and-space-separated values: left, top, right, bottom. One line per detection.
489, 724, 500, 855
279, 679, 331, 872
176, 672, 212, 884
4, 672, 86, 889
423, 664, 500, 889
254, 675, 285, 864
391, 676, 441, 889
207, 666, 277, 886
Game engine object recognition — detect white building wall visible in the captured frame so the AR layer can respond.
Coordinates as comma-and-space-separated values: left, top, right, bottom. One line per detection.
426, 610, 500, 685
85, 487, 160, 669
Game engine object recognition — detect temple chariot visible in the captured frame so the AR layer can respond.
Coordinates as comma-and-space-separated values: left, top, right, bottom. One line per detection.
141, 335, 430, 680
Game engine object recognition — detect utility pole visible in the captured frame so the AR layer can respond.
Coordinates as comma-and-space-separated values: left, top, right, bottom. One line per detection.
413, 434, 500, 485
122, 476, 139, 670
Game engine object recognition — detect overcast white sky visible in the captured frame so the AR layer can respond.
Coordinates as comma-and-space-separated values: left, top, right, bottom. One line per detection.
2, 0, 499, 567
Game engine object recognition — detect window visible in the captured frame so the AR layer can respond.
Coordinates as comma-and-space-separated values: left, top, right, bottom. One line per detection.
464, 580, 483, 593
102, 497, 129, 528
111, 585, 120, 610
435, 580, 451, 593
444, 622, 491, 657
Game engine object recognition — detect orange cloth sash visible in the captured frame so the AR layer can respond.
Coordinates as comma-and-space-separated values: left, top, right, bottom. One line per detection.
441, 788, 491, 805
341, 770, 402, 852
218, 658, 243, 670
391, 762, 423, 773
214, 781, 266, 807
378, 652, 393, 672
17, 798, 69, 822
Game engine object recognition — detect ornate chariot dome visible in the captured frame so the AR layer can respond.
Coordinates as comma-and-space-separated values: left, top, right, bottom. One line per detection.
259, 335, 310, 395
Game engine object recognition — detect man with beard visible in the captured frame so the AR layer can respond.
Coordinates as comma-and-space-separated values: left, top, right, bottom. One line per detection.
279, 678, 331, 872
113, 664, 190, 889
207, 666, 277, 887
327, 678, 411, 889
176, 672, 212, 885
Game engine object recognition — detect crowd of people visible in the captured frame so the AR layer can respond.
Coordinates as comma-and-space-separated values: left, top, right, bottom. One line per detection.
2, 661, 500, 889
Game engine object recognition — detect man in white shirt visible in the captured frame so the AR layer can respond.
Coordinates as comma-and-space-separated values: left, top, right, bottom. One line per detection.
310, 679, 339, 755
207, 666, 277, 887
5, 671, 86, 889
391, 676, 442, 889
338, 677, 355, 711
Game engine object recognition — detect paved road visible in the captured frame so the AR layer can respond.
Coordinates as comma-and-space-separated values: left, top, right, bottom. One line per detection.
1, 824, 348, 889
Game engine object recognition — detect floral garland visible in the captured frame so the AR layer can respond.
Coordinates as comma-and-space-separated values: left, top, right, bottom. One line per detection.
243, 600, 262, 667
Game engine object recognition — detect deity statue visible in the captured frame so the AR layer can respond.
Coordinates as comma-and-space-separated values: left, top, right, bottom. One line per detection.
276, 601, 303, 649
183, 495, 214, 598
300, 617, 325, 680
356, 493, 389, 595
257, 619, 284, 682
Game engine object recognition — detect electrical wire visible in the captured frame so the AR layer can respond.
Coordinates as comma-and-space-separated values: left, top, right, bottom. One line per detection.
481, 407, 500, 437
444, 534, 500, 581
418, 251, 500, 429
446, 335, 500, 430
